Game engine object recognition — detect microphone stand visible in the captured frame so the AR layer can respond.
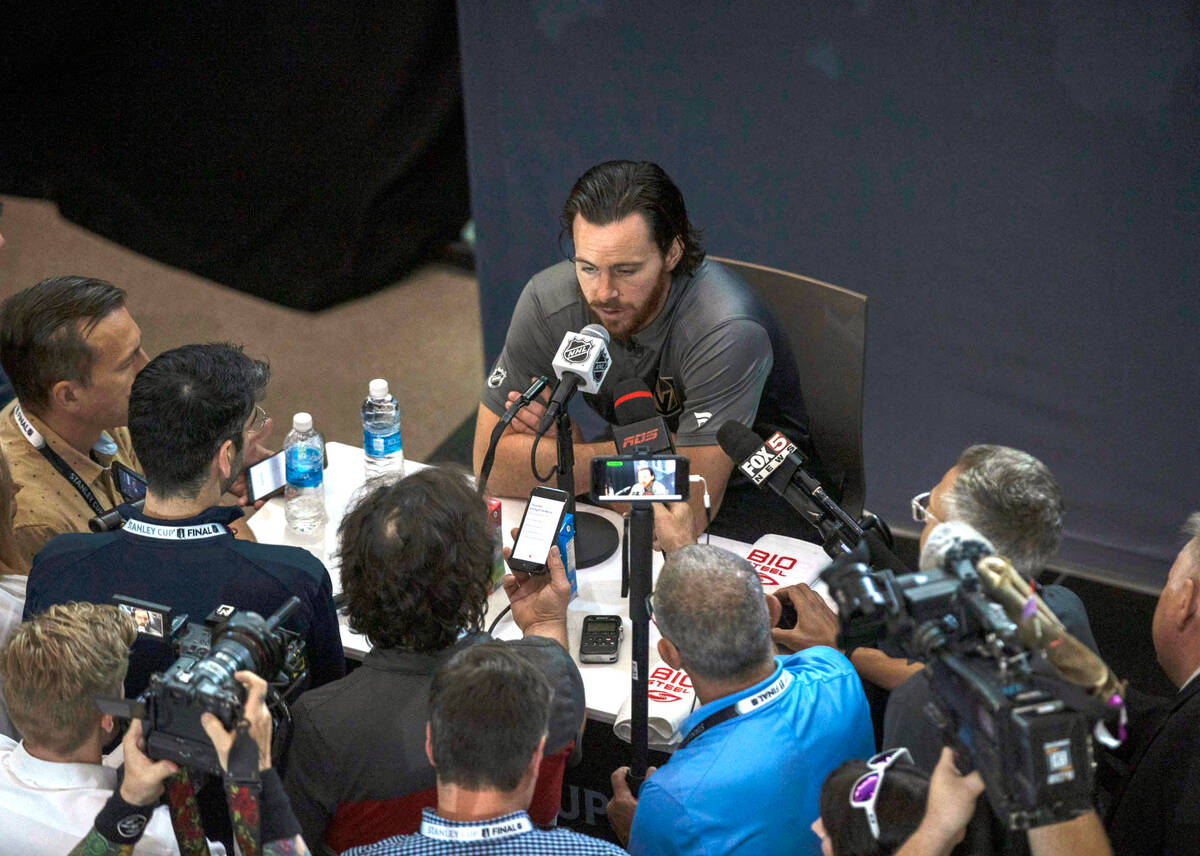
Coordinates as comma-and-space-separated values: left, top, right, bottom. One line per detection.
625, 503, 653, 796
552, 408, 620, 568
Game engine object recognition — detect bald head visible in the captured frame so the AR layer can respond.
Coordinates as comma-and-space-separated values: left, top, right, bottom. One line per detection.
652, 545, 774, 683
1152, 512, 1200, 688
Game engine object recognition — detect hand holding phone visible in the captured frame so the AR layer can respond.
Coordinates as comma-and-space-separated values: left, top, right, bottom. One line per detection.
507, 486, 570, 574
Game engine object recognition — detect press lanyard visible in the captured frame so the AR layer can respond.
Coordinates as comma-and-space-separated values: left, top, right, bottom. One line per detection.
13, 403, 109, 515
677, 669, 793, 751
420, 813, 533, 842
122, 519, 230, 540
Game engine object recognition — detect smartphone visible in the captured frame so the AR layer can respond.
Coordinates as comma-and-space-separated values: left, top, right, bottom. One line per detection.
247, 448, 328, 503
580, 614, 624, 663
247, 450, 288, 503
508, 486, 570, 574
112, 461, 148, 503
589, 455, 690, 503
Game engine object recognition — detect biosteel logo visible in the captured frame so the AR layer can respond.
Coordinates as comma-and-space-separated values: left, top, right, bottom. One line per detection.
747, 548, 798, 587
648, 665, 692, 703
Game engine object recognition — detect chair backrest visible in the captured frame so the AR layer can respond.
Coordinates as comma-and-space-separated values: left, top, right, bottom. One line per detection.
709, 256, 868, 519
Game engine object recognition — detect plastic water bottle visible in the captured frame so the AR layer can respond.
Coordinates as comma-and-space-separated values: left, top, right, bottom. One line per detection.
362, 378, 405, 482
284, 412, 326, 533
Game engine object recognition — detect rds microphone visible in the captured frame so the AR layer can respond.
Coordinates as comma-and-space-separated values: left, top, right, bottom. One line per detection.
538, 324, 612, 433
612, 378, 674, 454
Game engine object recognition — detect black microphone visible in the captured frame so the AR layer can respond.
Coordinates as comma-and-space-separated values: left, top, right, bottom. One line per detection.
500, 376, 550, 427
717, 421, 912, 576
717, 422, 834, 530
538, 324, 612, 434
612, 378, 674, 454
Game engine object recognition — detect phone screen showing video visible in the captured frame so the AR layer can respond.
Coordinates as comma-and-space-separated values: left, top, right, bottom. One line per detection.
597, 458, 682, 500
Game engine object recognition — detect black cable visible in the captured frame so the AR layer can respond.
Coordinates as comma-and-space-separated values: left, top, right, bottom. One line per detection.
487, 604, 512, 635
530, 428, 557, 483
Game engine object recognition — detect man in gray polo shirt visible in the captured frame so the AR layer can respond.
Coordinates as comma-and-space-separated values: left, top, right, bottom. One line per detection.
472, 160, 818, 541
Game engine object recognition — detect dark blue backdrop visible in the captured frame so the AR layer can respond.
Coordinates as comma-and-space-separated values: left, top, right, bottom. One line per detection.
457, 1, 1199, 591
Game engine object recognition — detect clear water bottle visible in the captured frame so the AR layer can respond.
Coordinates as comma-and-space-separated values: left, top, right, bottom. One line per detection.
284, 412, 326, 533
362, 378, 405, 482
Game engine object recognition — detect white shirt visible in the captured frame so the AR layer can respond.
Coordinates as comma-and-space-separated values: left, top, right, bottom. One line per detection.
0, 574, 26, 740
0, 735, 226, 856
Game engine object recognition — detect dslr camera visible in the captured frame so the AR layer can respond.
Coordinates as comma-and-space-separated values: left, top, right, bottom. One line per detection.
821, 532, 1112, 830
101, 595, 308, 777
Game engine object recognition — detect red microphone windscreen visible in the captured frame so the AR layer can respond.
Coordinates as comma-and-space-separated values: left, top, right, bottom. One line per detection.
613, 379, 658, 425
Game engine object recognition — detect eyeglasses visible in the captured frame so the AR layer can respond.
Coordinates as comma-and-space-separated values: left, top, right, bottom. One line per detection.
910, 491, 939, 525
248, 404, 269, 435
850, 747, 913, 840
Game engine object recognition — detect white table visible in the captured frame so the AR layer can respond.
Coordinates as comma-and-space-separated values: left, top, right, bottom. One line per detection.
248, 441, 833, 723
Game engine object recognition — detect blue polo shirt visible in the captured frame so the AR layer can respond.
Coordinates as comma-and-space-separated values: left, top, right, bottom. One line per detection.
24, 506, 345, 697
628, 647, 874, 856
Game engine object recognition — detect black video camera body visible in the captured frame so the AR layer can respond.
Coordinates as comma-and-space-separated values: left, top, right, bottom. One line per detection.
821, 542, 1103, 830
109, 595, 308, 777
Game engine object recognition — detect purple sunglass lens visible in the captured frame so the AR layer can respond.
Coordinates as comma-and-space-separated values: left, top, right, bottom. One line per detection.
852, 772, 880, 803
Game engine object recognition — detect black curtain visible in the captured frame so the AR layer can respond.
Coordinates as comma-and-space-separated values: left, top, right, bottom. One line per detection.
2, 1, 470, 309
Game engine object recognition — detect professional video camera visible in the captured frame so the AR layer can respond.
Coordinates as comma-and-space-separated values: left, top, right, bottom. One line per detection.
99, 595, 308, 777
821, 521, 1125, 830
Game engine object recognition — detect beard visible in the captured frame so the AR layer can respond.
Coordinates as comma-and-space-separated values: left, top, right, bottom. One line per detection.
581, 271, 673, 341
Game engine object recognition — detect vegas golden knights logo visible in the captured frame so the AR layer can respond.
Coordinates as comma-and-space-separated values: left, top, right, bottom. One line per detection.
654, 376, 682, 418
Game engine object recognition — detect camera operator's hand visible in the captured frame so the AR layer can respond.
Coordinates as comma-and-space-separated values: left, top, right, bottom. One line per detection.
503, 534, 570, 648
896, 747, 985, 856
607, 765, 657, 846
651, 501, 696, 552
770, 584, 839, 653
119, 719, 180, 806
200, 671, 273, 773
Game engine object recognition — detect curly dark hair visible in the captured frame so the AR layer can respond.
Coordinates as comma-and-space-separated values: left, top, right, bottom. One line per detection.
338, 467, 494, 652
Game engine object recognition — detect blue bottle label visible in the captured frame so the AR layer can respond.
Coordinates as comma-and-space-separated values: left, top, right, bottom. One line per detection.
363, 428, 403, 457
286, 446, 324, 487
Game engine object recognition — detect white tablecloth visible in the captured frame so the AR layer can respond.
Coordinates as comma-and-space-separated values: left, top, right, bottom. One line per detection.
248, 442, 833, 723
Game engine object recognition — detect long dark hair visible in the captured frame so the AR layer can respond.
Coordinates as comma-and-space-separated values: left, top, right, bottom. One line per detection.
560, 160, 705, 275
818, 758, 930, 856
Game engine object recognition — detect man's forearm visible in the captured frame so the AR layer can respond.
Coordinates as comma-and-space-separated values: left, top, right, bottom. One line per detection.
523, 618, 569, 650
850, 647, 925, 690
483, 433, 613, 498
895, 822, 958, 856
1027, 811, 1112, 856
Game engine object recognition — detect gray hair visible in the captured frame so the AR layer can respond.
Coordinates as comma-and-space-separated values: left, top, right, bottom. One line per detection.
652, 545, 774, 682
1181, 512, 1200, 569
944, 445, 1064, 576
1183, 512, 1200, 542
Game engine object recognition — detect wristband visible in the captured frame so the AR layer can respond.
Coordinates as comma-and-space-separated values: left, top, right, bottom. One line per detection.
94, 790, 155, 845
258, 768, 302, 843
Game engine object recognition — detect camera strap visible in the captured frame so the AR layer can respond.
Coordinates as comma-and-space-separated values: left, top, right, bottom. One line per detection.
164, 769, 213, 856
225, 727, 264, 856
13, 403, 110, 515
676, 669, 792, 751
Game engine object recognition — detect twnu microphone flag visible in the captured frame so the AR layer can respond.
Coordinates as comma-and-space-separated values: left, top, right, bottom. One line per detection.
612, 378, 674, 454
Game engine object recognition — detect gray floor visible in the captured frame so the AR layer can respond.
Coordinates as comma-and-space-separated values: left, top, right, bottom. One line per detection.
0, 195, 484, 460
